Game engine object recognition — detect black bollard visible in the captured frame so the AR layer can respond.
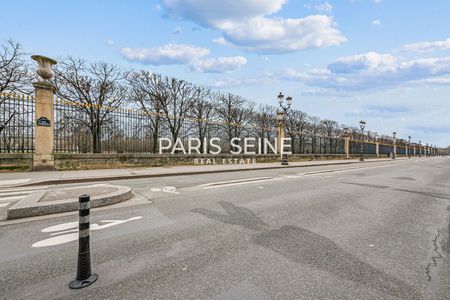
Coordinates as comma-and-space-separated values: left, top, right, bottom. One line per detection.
69, 194, 98, 289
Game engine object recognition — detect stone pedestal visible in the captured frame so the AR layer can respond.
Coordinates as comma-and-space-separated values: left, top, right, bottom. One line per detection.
344, 137, 350, 159
276, 111, 285, 159
33, 82, 55, 171
343, 128, 350, 159
376, 142, 380, 158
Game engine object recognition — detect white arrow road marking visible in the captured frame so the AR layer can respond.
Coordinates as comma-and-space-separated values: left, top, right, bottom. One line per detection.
32, 216, 143, 248
151, 186, 179, 194
42, 222, 79, 233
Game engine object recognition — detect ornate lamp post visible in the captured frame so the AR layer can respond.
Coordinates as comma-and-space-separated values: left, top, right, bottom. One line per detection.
408, 136, 411, 158
359, 120, 366, 162
392, 132, 397, 159
276, 92, 292, 165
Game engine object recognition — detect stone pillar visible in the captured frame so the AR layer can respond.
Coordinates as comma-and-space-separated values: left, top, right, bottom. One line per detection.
31, 55, 57, 171
393, 144, 397, 159
376, 141, 380, 158
343, 128, 350, 159
276, 111, 285, 159
413, 146, 416, 156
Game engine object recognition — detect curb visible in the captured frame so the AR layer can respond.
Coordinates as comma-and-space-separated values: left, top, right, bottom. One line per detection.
6, 184, 132, 220
14, 159, 403, 187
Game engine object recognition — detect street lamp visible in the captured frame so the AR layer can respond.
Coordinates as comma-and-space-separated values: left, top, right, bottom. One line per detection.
359, 120, 366, 162
392, 132, 397, 159
277, 92, 293, 165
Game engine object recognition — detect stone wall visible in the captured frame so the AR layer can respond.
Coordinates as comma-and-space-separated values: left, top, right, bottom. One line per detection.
0, 152, 409, 171
0, 153, 33, 171
0, 153, 373, 171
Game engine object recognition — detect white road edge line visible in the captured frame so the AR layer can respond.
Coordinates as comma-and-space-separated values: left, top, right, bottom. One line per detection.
0, 178, 31, 186
202, 178, 281, 190
0, 186, 48, 193
198, 177, 273, 188
0, 195, 27, 201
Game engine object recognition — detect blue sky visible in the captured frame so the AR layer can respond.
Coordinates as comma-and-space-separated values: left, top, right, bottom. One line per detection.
3, 0, 450, 146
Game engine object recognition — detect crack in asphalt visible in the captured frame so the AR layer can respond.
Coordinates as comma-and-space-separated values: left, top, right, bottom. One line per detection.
340, 182, 450, 200
393, 189, 450, 200
340, 182, 390, 189
425, 230, 444, 281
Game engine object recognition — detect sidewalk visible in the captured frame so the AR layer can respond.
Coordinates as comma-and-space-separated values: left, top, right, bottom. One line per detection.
0, 158, 406, 188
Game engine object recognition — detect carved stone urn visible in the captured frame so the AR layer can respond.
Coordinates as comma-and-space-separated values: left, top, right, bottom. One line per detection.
31, 55, 57, 82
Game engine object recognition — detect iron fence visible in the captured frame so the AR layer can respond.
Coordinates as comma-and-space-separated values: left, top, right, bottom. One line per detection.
1, 94, 400, 156
0, 93, 35, 153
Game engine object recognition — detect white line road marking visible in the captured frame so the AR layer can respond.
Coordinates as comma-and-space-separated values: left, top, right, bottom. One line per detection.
198, 177, 273, 188
201, 177, 281, 190
32, 216, 143, 248
0, 178, 31, 186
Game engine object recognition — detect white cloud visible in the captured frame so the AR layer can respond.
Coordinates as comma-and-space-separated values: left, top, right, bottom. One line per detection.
371, 20, 382, 27
374, 0, 382, 4
121, 44, 209, 65
217, 15, 346, 54
190, 56, 247, 73
162, 0, 286, 26
399, 38, 450, 53
275, 52, 450, 91
305, 1, 333, 14
106, 39, 115, 45
161, 0, 346, 54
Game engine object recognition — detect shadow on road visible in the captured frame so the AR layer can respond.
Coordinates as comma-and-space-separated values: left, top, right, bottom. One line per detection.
192, 201, 422, 300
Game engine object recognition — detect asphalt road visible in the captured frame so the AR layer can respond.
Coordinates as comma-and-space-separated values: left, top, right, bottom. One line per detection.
0, 157, 449, 299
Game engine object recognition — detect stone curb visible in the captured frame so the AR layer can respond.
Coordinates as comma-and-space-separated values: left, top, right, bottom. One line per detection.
6, 184, 132, 220
10, 158, 408, 188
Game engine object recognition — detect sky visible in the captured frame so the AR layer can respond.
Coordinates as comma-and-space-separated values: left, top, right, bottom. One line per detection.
2, 0, 450, 147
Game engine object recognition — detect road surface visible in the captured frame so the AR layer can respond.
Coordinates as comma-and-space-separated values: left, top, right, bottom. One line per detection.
0, 157, 449, 299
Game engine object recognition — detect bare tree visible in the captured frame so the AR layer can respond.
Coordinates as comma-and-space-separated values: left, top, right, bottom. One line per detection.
0, 40, 32, 135
190, 88, 216, 151
307, 116, 321, 154
286, 109, 308, 154
53, 57, 126, 153
215, 93, 254, 150
320, 119, 338, 154
126, 71, 165, 153
253, 104, 276, 141
160, 77, 199, 143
